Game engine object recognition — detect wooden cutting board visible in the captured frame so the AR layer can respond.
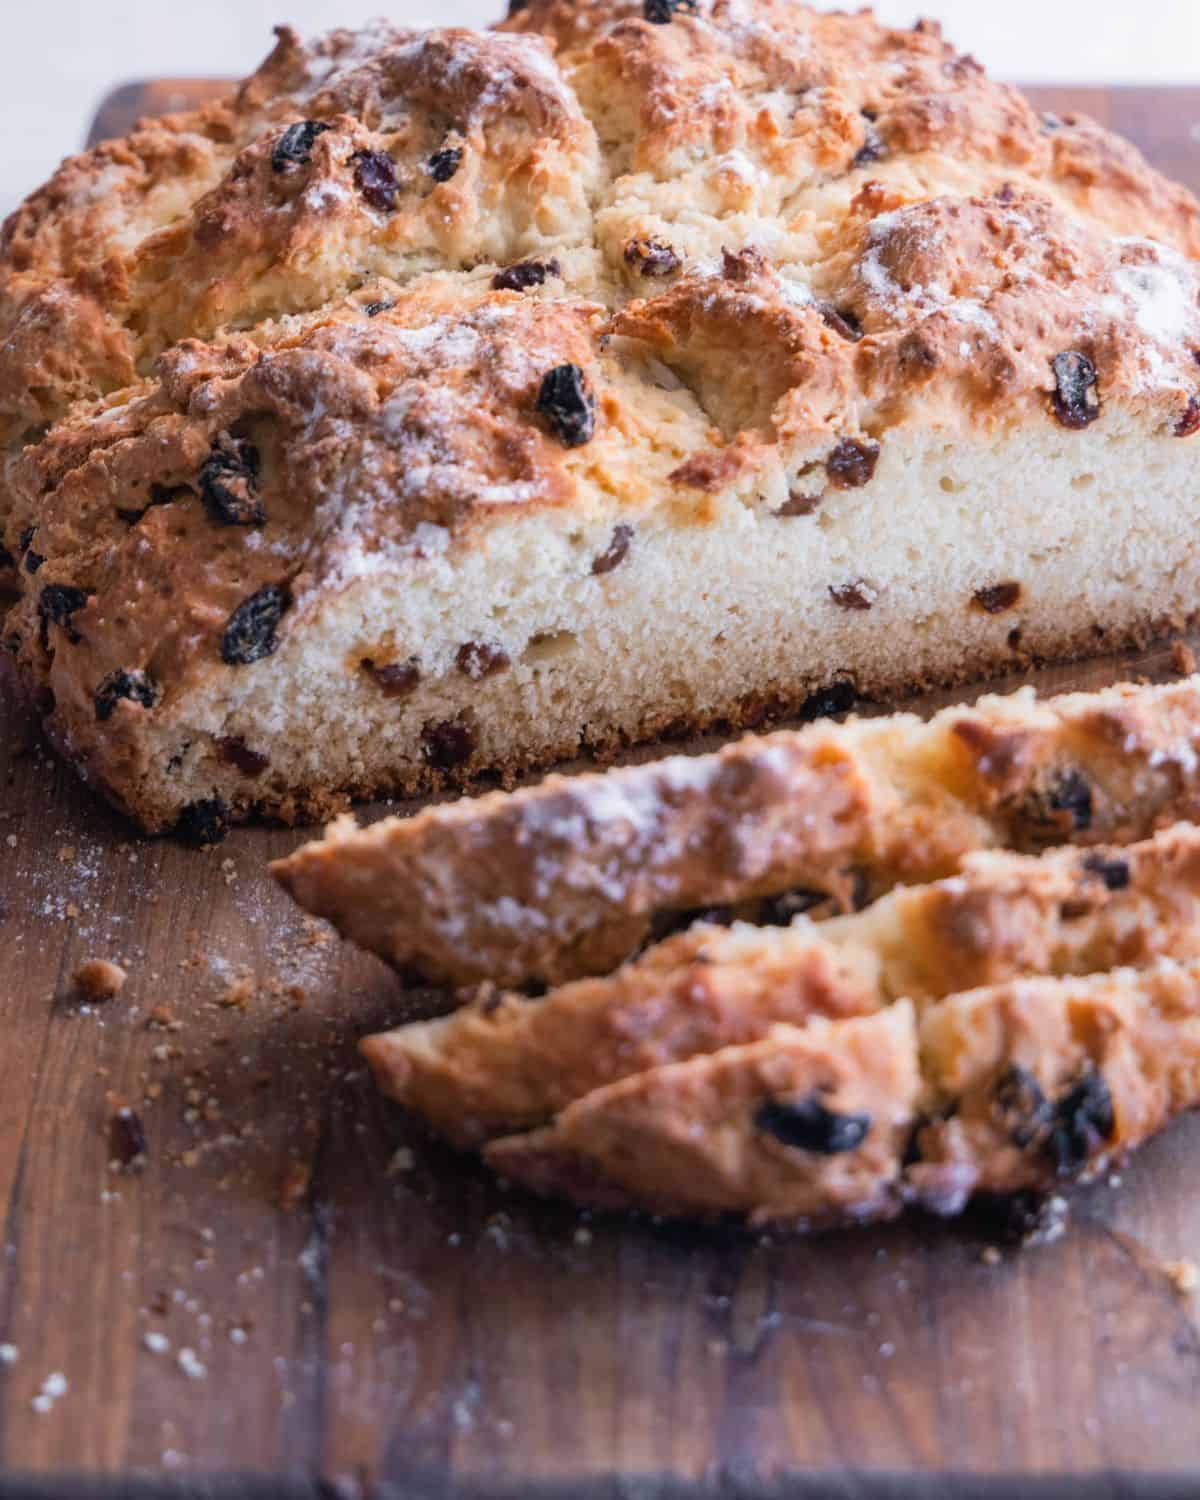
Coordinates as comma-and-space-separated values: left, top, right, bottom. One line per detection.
2, 82, 1200, 1500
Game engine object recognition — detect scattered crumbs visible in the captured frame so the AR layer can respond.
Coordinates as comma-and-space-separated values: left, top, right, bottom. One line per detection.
57, 845, 76, 864
177, 1348, 207, 1381
220, 975, 255, 1010
386, 1146, 415, 1175
1171, 639, 1197, 676
1165, 1259, 1198, 1297
32, 1372, 67, 1414
5, 835, 15, 849
74, 958, 127, 1002
573, 1227, 593, 1247
879, 1341, 896, 1359
980, 1246, 1002, 1266
143, 1331, 170, 1355
0, 1344, 17, 1365
230, 1327, 248, 1346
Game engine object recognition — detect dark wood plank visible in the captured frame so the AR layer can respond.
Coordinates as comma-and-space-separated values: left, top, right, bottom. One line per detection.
0, 79, 1194, 1494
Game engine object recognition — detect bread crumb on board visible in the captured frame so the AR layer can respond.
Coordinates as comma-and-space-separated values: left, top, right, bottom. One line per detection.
74, 958, 127, 1001
1164, 1259, 1198, 1296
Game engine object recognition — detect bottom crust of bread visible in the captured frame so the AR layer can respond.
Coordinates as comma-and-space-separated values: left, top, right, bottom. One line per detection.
22, 418, 1200, 833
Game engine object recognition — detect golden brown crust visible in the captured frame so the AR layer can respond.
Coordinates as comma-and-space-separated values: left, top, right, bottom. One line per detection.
276, 676, 1200, 986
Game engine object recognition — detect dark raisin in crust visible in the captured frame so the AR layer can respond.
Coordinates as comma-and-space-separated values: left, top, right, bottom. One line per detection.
826, 438, 880, 488
536, 364, 596, 447
776, 489, 822, 517
973, 582, 1021, 614
456, 641, 510, 679
755, 1094, 872, 1154
271, 120, 331, 173
199, 438, 263, 527
491, 259, 560, 292
815, 303, 863, 342
992, 1064, 1052, 1150
426, 145, 463, 183
1050, 351, 1101, 429
796, 680, 857, 721
1048, 1071, 1114, 1178
362, 657, 421, 698
217, 737, 270, 777
853, 113, 888, 167
623, 237, 681, 277
1175, 395, 1200, 437
829, 581, 874, 611
38, 584, 90, 646
1047, 769, 1094, 831
175, 798, 229, 847
591, 523, 633, 575
221, 585, 290, 666
94, 668, 161, 722
352, 150, 401, 212
1082, 853, 1130, 891
643, 0, 697, 21
421, 717, 476, 769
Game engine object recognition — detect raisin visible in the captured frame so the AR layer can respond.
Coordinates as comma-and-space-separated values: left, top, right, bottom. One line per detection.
776, 489, 821, 517
853, 114, 887, 168
623, 237, 680, 277
829, 580, 874, 611
755, 1094, 871, 1154
816, 303, 863, 342
422, 717, 476, 769
643, 0, 696, 21
757, 888, 828, 925
363, 657, 421, 698
1048, 1071, 1114, 1178
364, 300, 394, 317
1048, 769, 1093, 831
973, 582, 1021, 614
0, 543, 12, 569
797, 680, 856, 721
175, 799, 229, 847
826, 438, 879, 489
1082, 853, 1130, 891
109, 1107, 147, 1169
19, 526, 43, 573
352, 150, 401, 212
591, 523, 633, 575
456, 641, 510, 680
1175, 396, 1200, 437
427, 145, 463, 183
218, 737, 269, 777
199, 438, 263, 527
992, 1064, 1052, 1150
536, 363, 595, 447
38, 584, 89, 646
94, 668, 161, 722
492, 258, 560, 293
221, 584, 290, 666
1050, 351, 1100, 429
271, 120, 331, 172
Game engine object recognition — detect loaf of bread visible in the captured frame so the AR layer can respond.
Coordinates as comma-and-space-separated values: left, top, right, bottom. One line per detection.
276, 676, 1200, 986
4, 4, 1200, 835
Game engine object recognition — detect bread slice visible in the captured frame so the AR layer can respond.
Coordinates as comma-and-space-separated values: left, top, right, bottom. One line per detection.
6, 5, 1200, 835
359, 822, 1200, 1144
485, 959, 1200, 1227
277, 676, 1200, 986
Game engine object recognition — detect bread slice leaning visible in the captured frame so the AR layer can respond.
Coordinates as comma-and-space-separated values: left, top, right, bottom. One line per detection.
277, 675, 1200, 987
360, 822, 1200, 1145
484, 959, 1200, 1228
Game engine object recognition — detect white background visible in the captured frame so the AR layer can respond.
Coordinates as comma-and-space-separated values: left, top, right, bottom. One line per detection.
1, 0, 1199, 216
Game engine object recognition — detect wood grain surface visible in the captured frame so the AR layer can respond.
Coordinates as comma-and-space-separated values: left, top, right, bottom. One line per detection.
0, 82, 1199, 1499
